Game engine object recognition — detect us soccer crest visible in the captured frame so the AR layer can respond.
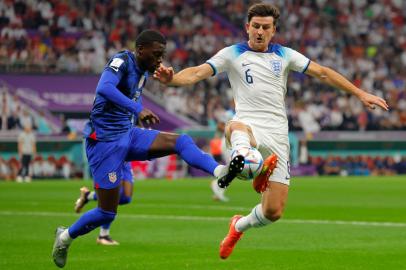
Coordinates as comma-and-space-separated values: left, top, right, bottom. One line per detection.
108, 172, 117, 183
270, 60, 282, 76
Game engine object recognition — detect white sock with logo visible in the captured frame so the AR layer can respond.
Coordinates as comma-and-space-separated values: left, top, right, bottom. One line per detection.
235, 204, 272, 232
99, 227, 110, 237
231, 130, 251, 151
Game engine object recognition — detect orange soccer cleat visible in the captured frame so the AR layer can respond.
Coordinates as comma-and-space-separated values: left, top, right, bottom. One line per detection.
219, 215, 243, 259
252, 154, 278, 193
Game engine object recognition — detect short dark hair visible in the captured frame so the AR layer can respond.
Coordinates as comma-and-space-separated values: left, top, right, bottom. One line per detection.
135, 29, 166, 47
247, 3, 280, 25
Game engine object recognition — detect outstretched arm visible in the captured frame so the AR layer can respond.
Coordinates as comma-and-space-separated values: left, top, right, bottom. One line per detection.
154, 63, 213, 86
305, 61, 389, 111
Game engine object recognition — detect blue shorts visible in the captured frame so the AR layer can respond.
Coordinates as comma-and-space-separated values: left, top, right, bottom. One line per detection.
122, 162, 134, 184
86, 127, 159, 189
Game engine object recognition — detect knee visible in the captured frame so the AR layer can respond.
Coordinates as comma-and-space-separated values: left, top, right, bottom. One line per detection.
175, 134, 194, 151
119, 195, 132, 205
98, 207, 116, 223
263, 207, 284, 222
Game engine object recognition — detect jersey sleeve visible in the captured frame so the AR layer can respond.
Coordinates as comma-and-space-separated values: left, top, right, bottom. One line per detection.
206, 47, 233, 76
96, 69, 143, 116
285, 47, 311, 73
104, 53, 128, 80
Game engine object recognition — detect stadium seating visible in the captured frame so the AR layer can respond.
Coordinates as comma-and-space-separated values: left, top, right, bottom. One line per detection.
0, 1, 405, 178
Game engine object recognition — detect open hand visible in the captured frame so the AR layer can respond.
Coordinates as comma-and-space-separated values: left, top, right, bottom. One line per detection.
153, 64, 174, 84
358, 92, 389, 111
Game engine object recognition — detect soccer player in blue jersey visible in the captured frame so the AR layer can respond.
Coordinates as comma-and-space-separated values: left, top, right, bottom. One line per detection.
52, 29, 244, 268
74, 162, 134, 245
154, 3, 389, 260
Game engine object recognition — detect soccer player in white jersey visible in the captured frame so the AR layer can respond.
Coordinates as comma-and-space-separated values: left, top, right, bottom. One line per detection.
154, 3, 389, 259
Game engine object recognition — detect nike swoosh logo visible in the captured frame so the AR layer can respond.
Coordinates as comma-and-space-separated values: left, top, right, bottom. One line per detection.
285, 175, 291, 180
242, 63, 252, 67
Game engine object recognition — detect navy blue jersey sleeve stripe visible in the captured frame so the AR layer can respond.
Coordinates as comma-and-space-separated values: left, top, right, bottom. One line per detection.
96, 71, 143, 115
206, 61, 217, 76
302, 59, 311, 73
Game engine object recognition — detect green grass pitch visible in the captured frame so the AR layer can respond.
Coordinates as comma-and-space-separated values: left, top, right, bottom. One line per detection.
0, 176, 405, 270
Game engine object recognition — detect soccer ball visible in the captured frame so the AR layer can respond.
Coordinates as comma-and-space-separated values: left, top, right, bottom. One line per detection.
231, 147, 264, 180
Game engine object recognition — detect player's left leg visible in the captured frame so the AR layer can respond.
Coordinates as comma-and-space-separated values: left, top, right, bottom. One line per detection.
219, 181, 289, 259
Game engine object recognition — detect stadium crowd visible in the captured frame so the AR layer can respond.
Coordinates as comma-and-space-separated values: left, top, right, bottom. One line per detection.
310, 155, 406, 176
0, 1, 405, 179
0, 0, 405, 131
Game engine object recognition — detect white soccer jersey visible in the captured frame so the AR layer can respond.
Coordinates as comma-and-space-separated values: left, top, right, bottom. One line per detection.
207, 42, 310, 135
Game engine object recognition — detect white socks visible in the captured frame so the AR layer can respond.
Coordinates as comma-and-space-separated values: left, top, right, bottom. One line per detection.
87, 191, 96, 201
213, 165, 226, 178
213, 130, 251, 178
235, 204, 272, 232
60, 229, 73, 245
231, 130, 251, 150
99, 227, 110, 237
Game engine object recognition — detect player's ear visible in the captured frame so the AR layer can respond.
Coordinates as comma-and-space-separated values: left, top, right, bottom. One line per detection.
245, 22, 250, 34
136, 45, 144, 56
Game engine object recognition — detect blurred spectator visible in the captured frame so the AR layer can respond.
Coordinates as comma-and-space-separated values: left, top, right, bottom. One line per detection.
19, 108, 34, 130
60, 114, 71, 134
298, 140, 309, 165
0, 157, 11, 181
57, 156, 72, 179
7, 106, 21, 130
43, 156, 57, 178
16, 124, 36, 182
323, 156, 341, 175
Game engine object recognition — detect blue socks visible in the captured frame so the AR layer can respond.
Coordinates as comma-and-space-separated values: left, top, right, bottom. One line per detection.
119, 193, 132, 205
175, 134, 219, 175
68, 207, 116, 239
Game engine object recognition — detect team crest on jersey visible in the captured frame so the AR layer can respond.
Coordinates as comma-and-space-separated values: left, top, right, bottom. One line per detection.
108, 172, 117, 183
270, 60, 282, 76
109, 58, 124, 72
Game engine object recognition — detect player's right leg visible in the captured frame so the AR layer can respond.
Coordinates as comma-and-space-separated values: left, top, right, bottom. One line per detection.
219, 181, 289, 259
126, 128, 245, 187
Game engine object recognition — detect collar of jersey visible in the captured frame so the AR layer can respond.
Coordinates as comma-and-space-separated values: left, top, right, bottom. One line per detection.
238, 42, 283, 56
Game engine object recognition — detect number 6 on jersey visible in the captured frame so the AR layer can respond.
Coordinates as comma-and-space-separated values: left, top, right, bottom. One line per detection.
245, 69, 253, 84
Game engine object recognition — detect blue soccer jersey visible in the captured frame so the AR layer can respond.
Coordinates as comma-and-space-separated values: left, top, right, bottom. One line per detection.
83, 50, 148, 141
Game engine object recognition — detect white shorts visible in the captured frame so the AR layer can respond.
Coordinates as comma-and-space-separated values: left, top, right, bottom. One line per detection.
227, 119, 291, 186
